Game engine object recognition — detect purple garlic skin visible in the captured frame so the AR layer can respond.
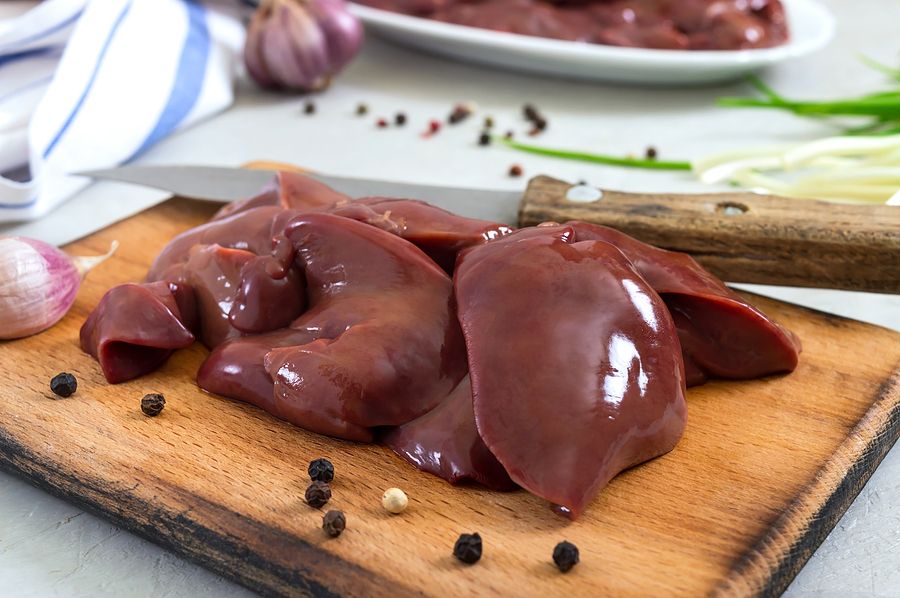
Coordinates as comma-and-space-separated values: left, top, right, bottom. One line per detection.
244, 0, 364, 91
0, 237, 116, 340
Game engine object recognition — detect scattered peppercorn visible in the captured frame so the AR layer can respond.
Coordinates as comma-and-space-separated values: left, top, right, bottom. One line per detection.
503, 130, 514, 140
453, 532, 482, 564
395, 112, 407, 126
376, 118, 388, 128
305, 481, 332, 508
523, 104, 540, 122
50, 372, 77, 398
303, 101, 316, 115
322, 510, 346, 538
478, 132, 491, 146
645, 146, 658, 160
140, 393, 166, 416
448, 103, 472, 124
508, 164, 523, 177
483, 116, 494, 129
577, 179, 588, 186
552, 540, 580, 573
308, 458, 335, 483
382, 487, 408, 514
356, 103, 368, 116
425, 119, 441, 136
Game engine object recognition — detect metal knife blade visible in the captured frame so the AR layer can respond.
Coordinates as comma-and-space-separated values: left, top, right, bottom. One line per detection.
78, 165, 523, 225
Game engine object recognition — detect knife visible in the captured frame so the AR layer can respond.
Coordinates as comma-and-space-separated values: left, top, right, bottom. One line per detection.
79, 164, 900, 293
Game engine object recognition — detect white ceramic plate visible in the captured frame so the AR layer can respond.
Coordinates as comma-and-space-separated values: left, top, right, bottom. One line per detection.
349, 0, 835, 84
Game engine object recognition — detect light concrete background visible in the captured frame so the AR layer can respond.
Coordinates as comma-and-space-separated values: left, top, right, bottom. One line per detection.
2, 0, 899, 595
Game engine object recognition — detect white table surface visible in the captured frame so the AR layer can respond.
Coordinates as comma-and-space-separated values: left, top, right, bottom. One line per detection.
2, 0, 899, 595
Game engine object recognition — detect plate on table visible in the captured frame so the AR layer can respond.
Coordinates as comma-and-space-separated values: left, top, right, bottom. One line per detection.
349, 0, 835, 84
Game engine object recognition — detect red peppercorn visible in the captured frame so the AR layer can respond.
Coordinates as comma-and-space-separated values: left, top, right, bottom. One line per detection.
376, 118, 388, 128
429, 119, 441, 133
508, 164, 523, 177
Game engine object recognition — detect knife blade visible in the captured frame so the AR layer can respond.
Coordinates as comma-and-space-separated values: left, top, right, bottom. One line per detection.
78, 164, 900, 293
78, 165, 523, 226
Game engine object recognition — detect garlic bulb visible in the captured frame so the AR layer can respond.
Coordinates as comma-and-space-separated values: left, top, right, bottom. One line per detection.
244, 0, 364, 91
0, 237, 118, 340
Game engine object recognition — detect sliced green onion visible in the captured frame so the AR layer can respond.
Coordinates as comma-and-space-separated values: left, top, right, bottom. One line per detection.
495, 137, 691, 171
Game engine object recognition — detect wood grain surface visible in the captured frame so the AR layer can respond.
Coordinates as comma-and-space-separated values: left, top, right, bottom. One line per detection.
1, 198, 899, 597
518, 175, 900, 294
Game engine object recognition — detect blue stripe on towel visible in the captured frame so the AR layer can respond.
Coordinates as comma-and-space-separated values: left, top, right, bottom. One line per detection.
41, 0, 133, 160
128, 0, 211, 160
0, 8, 84, 55
0, 46, 63, 69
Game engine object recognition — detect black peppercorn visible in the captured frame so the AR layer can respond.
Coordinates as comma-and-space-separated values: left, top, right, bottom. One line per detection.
141, 393, 166, 416
552, 540, 579, 573
356, 102, 368, 116
395, 112, 407, 126
308, 458, 335, 483
322, 510, 346, 537
645, 146, 658, 160
305, 481, 332, 508
453, 532, 482, 564
448, 103, 472, 124
303, 101, 316, 115
50, 372, 77, 397
523, 103, 540, 122
503, 130, 514, 140
478, 132, 491, 147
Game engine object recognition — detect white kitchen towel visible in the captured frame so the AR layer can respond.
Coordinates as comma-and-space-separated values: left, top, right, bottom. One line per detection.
0, 0, 245, 222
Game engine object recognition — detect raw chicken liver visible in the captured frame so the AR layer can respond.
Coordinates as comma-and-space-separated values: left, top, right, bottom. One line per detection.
80, 281, 197, 383
80, 172, 801, 519
358, 0, 789, 50
569, 222, 801, 386
384, 376, 517, 491
199, 213, 467, 442
455, 226, 687, 518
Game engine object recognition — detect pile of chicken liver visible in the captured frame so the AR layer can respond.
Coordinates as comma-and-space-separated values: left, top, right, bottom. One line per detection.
81, 172, 800, 519
355, 0, 790, 51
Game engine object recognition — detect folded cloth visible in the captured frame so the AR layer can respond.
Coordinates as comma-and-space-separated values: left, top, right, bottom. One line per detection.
0, 0, 245, 222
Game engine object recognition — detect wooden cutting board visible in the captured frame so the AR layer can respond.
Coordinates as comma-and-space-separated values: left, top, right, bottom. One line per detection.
1, 197, 899, 597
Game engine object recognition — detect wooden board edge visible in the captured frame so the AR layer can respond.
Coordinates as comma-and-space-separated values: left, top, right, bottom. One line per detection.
0, 431, 417, 598
716, 368, 900, 597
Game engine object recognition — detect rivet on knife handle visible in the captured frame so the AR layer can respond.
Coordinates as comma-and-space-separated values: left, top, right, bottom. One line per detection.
517, 175, 900, 294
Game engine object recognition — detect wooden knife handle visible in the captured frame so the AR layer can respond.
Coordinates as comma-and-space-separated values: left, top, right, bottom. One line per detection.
518, 175, 900, 293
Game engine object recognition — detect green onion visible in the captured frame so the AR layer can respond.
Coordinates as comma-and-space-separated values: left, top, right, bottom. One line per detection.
496, 137, 691, 171
718, 58, 900, 135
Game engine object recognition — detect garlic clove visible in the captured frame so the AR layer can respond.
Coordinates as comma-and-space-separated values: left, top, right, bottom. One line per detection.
244, 9, 277, 88
0, 238, 118, 340
244, 0, 363, 91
